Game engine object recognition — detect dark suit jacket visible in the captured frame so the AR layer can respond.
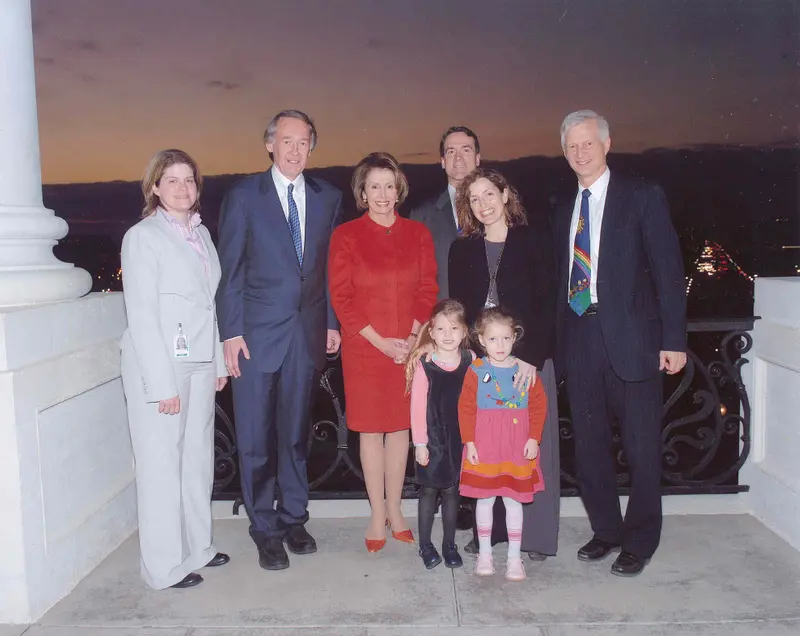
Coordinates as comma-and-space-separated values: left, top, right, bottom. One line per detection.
448, 223, 558, 369
216, 169, 343, 373
555, 174, 687, 382
410, 189, 457, 299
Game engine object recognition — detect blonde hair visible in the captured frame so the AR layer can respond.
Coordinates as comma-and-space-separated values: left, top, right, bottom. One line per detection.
140, 149, 203, 218
455, 168, 527, 237
473, 306, 524, 350
404, 299, 469, 394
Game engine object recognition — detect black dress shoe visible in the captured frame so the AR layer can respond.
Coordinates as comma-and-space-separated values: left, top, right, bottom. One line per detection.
577, 538, 621, 562
205, 552, 230, 567
419, 544, 442, 570
527, 551, 548, 562
463, 538, 478, 554
611, 551, 650, 577
259, 537, 290, 570
170, 572, 203, 588
442, 543, 463, 568
284, 525, 317, 555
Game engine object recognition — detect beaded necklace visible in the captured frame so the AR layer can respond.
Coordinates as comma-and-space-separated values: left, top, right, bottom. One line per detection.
485, 359, 526, 409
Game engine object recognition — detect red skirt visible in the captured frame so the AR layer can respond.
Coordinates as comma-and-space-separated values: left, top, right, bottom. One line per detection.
341, 335, 410, 433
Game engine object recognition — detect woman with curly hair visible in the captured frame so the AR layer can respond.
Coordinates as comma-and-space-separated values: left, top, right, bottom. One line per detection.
448, 167, 560, 562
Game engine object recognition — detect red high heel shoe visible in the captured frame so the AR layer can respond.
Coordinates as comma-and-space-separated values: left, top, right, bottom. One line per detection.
365, 519, 387, 552
365, 537, 386, 553
386, 518, 414, 544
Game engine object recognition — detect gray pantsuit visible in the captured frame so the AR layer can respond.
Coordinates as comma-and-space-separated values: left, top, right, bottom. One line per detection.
119, 211, 226, 589
521, 358, 560, 555
121, 355, 217, 589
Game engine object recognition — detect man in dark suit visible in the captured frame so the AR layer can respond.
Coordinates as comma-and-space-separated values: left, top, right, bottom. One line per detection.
410, 126, 480, 299
216, 110, 342, 571
555, 110, 687, 577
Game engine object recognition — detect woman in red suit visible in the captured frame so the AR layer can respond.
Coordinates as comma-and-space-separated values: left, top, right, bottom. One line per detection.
329, 152, 438, 551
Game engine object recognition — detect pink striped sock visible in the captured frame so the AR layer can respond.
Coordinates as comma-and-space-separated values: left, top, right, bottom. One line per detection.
475, 497, 496, 556
503, 497, 523, 559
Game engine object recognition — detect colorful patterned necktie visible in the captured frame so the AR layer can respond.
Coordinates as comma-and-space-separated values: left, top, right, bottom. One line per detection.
287, 183, 303, 266
568, 188, 592, 315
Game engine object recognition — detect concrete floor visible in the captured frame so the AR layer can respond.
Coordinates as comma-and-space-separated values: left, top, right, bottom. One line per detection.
2, 515, 799, 635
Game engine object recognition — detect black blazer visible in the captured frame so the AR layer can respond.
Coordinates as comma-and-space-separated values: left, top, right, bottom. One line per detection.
410, 189, 458, 300
216, 170, 343, 373
448, 223, 557, 369
554, 174, 687, 382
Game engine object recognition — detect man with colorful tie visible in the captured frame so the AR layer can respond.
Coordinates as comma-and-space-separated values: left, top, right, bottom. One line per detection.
555, 110, 687, 577
410, 126, 481, 300
216, 110, 343, 571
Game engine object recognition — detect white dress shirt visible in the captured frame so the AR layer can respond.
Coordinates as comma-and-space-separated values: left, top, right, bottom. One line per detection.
567, 168, 611, 304
271, 165, 307, 251
447, 184, 459, 230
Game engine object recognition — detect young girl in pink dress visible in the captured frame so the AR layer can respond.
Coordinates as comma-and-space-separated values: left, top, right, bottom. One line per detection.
458, 307, 547, 581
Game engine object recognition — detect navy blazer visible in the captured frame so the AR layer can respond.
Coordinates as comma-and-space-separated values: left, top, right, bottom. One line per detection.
216, 170, 343, 373
555, 174, 687, 382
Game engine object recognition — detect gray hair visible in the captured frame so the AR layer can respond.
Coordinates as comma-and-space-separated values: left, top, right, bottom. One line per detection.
263, 109, 318, 154
560, 110, 610, 148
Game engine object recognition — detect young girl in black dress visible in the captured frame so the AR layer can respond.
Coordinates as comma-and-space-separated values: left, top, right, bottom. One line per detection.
406, 299, 473, 570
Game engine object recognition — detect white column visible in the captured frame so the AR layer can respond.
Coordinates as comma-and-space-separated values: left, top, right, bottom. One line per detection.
741, 277, 800, 553
0, 0, 91, 307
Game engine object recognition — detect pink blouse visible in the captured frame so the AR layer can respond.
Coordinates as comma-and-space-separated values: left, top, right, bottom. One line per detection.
161, 209, 209, 276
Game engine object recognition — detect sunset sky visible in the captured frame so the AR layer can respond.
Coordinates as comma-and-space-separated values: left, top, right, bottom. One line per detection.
31, 0, 797, 184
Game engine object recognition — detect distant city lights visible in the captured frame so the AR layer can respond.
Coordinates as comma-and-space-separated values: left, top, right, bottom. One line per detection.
685, 240, 755, 296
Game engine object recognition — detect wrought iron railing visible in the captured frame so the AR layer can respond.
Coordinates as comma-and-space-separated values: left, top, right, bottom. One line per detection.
213, 318, 755, 503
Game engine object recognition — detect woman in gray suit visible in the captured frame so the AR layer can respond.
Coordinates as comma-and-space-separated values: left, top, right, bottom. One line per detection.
120, 149, 229, 590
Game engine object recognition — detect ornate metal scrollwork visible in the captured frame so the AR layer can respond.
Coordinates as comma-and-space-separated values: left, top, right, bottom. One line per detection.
213, 401, 239, 498
214, 321, 755, 499
661, 329, 752, 488
213, 363, 418, 500
305, 368, 365, 491
557, 325, 753, 494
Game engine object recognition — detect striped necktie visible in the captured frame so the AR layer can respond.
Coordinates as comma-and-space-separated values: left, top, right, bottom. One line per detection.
287, 183, 303, 266
568, 188, 592, 315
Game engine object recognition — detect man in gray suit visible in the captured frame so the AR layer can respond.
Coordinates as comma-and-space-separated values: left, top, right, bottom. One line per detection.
410, 126, 480, 299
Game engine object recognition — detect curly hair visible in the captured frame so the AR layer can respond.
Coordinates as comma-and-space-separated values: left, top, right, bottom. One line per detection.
454, 168, 527, 237
472, 306, 524, 350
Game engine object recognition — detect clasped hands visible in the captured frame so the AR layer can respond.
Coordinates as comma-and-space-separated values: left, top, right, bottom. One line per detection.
376, 334, 417, 364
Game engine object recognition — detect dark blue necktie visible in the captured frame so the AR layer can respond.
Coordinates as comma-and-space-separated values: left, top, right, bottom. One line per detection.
287, 183, 303, 266
568, 189, 592, 315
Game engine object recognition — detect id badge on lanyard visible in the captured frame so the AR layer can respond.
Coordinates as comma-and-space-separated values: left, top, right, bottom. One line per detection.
174, 322, 189, 358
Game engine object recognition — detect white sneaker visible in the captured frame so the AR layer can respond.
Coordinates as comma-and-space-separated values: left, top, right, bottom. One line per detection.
505, 557, 526, 582
475, 553, 495, 576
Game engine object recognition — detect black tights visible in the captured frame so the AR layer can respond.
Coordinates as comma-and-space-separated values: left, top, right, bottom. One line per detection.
418, 484, 460, 548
